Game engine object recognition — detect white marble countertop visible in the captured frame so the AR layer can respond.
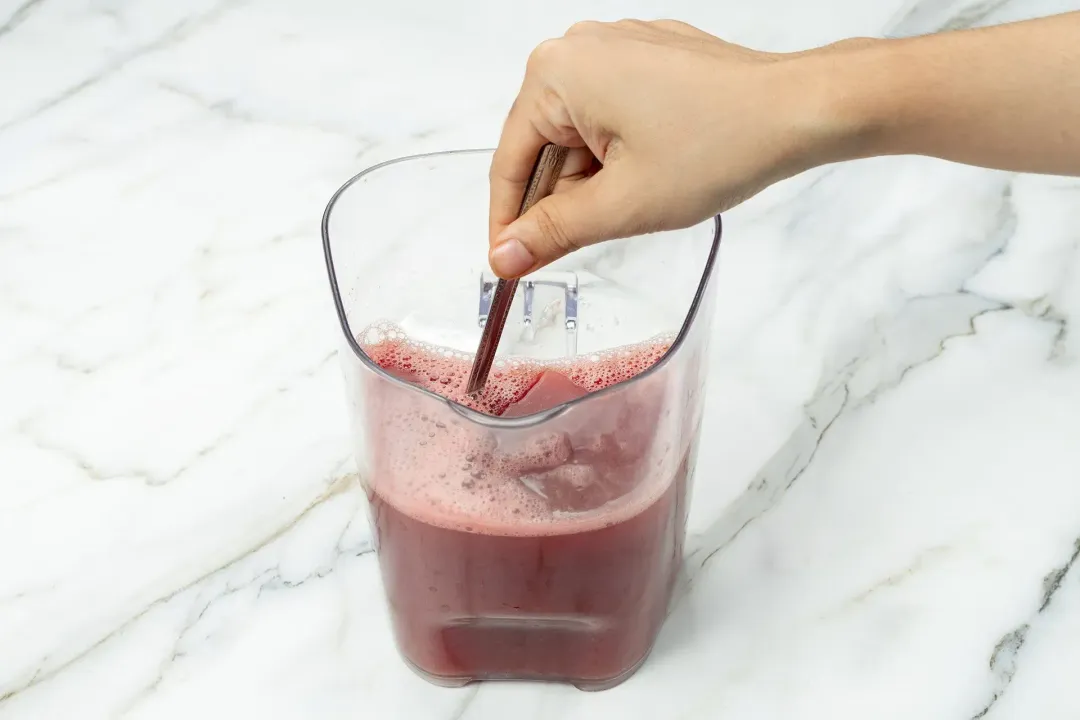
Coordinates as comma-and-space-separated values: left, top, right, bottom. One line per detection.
3, 0, 1080, 717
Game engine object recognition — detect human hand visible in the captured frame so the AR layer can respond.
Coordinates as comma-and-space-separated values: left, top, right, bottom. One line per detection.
487, 19, 862, 278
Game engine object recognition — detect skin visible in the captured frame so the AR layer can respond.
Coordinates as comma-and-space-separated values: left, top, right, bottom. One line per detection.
487, 13, 1080, 279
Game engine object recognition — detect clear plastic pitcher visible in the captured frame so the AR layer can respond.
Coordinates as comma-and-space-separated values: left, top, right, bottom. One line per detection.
322, 149, 721, 690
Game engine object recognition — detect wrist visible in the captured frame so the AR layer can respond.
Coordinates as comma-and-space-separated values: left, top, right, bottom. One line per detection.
782, 37, 920, 167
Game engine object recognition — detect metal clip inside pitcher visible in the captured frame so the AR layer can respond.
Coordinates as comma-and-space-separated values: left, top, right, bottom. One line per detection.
478, 270, 579, 358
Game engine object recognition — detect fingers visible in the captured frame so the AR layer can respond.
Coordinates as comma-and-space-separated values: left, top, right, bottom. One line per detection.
558, 146, 597, 182
489, 37, 591, 245
489, 164, 640, 278
488, 94, 549, 246
489, 98, 594, 247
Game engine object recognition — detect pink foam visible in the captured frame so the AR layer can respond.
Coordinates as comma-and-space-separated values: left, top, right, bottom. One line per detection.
357, 323, 677, 535
361, 323, 670, 417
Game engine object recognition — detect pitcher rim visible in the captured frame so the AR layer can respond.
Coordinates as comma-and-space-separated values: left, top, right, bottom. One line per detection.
321, 148, 723, 428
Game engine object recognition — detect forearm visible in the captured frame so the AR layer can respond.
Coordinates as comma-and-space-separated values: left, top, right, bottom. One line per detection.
821, 12, 1080, 175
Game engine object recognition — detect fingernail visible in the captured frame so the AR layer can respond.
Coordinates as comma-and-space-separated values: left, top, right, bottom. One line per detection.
490, 238, 535, 277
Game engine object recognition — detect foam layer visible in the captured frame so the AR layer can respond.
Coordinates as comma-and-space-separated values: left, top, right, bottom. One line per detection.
360, 322, 670, 417
358, 323, 682, 536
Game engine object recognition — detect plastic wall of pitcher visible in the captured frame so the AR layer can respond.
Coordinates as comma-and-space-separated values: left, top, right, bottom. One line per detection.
336, 272, 716, 689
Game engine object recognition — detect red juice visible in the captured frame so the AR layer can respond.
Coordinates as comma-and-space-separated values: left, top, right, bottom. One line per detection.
358, 326, 697, 689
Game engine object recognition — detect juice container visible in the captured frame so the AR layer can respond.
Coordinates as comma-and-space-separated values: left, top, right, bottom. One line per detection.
322, 149, 721, 690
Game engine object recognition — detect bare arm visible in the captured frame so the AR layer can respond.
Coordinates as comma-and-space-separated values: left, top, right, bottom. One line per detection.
826, 11, 1080, 175
487, 15, 1080, 279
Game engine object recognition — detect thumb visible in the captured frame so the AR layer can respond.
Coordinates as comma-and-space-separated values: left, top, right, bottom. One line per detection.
488, 169, 637, 279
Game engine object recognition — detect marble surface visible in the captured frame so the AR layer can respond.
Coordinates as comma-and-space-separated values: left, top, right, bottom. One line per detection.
3, 0, 1080, 717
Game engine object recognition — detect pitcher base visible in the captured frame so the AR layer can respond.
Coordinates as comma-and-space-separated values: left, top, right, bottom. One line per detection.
398, 645, 654, 692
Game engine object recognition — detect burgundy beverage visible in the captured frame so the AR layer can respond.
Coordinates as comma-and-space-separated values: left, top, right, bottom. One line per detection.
358, 327, 697, 689
322, 150, 719, 690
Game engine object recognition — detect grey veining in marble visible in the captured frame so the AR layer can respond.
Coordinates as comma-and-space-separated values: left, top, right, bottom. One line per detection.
2, 0, 1080, 718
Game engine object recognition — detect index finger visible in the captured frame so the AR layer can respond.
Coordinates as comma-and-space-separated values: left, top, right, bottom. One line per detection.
488, 94, 549, 246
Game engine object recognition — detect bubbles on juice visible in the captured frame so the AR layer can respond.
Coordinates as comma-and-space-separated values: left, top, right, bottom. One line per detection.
361, 321, 670, 415
358, 322, 676, 532
360, 321, 546, 416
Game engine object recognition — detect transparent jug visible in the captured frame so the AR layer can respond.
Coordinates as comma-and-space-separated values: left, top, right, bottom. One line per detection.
322, 149, 721, 690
